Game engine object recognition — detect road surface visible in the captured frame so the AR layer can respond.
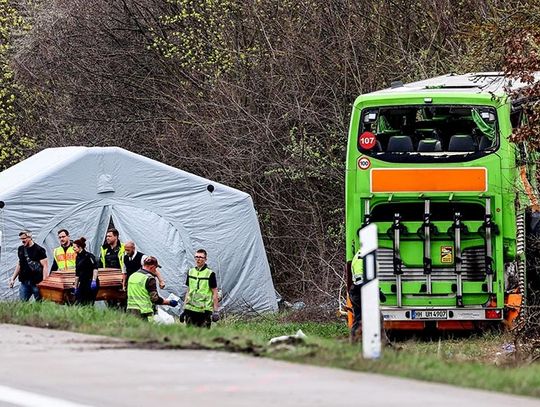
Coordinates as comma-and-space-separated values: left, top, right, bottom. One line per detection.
0, 324, 538, 407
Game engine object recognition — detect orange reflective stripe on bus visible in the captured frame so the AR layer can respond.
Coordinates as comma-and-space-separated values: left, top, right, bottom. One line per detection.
370, 168, 487, 193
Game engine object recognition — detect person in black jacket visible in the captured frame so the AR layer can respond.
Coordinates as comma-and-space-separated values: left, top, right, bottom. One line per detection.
9, 230, 49, 301
72, 237, 99, 305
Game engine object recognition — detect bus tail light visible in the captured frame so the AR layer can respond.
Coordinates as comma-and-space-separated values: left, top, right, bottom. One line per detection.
485, 309, 502, 319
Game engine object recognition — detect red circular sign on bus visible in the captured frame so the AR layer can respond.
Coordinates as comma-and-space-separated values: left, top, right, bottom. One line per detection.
359, 131, 377, 149
357, 156, 371, 170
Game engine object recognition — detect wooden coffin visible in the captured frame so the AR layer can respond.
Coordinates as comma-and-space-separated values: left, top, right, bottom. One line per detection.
38, 268, 126, 304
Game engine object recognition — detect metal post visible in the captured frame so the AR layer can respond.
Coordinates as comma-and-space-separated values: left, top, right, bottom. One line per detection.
359, 223, 381, 359
393, 213, 403, 307
423, 199, 432, 294
454, 212, 464, 307
484, 197, 493, 294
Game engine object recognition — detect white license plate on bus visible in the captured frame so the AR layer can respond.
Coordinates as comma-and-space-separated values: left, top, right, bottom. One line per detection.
412, 310, 448, 320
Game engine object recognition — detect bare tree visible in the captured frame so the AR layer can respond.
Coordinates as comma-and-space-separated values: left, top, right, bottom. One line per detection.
9, 0, 504, 300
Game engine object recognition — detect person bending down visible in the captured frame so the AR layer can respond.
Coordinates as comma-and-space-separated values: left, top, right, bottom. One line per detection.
126, 256, 177, 320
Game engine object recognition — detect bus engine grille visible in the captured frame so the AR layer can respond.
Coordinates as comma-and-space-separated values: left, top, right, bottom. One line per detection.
377, 247, 486, 282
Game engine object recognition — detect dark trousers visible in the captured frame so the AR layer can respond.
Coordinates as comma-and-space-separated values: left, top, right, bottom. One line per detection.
76, 280, 99, 306
184, 309, 212, 328
349, 284, 362, 336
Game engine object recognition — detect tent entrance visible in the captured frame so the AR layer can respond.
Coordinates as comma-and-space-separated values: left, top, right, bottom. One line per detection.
42, 203, 192, 297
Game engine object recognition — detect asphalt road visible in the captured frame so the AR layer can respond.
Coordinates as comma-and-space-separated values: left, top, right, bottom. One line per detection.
0, 324, 539, 407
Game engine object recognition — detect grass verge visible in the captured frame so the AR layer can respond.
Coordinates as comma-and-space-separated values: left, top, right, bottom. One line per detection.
1, 301, 539, 398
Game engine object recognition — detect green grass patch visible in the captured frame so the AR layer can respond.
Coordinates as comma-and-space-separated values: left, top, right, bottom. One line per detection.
1, 301, 539, 398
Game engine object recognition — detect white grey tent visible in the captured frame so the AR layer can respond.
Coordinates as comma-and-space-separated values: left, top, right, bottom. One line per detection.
0, 146, 277, 312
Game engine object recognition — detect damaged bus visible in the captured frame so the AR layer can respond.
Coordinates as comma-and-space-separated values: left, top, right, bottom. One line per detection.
345, 72, 540, 330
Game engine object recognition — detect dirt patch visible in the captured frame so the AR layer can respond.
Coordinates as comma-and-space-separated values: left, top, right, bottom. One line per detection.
212, 337, 264, 355
106, 336, 266, 356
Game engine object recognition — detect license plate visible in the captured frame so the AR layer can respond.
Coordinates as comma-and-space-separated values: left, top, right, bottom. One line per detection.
412, 310, 448, 320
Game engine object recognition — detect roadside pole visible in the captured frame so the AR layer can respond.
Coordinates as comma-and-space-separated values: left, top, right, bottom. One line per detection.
359, 223, 381, 359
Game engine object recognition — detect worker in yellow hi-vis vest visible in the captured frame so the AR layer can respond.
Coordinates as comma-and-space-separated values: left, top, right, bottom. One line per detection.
349, 247, 386, 343
182, 249, 220, 328
126, 256, 178, 320
349, 248, 364, 342
51, 229, 77, 273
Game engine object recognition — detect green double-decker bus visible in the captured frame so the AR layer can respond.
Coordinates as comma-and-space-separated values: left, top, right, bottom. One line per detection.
345, 72, 539, 330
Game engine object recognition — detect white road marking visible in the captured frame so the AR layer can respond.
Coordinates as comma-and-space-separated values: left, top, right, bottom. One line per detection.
0, 385, 94, 407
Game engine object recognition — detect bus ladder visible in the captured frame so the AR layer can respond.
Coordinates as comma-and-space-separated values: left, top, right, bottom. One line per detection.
421, 199, 434, 294
392, 213, 404, 307
453, 212, 464, 307
483, 197, 494, 294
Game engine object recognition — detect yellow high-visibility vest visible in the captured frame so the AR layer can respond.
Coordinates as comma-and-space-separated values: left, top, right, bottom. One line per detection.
53, 245, 77, 271
184, 267, 214, 312
351, 250, 364, 285
127, 271, 153, 315
100, 243, 125, 268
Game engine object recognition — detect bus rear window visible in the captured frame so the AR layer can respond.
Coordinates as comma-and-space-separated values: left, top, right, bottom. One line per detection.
358, 105, 498, 157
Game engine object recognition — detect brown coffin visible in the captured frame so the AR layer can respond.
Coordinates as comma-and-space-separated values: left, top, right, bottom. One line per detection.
38, 268, 126, 304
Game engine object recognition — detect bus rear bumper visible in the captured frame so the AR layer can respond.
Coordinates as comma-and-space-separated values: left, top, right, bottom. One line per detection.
381, 307, 503, 322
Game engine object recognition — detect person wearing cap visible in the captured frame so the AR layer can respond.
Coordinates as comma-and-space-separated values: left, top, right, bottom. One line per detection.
51, 229, 76, 273
72, 237, 99, 305
126, 256, 178, 320
182, 249, 219, 328
9, 230, 49, 301
122, 241, 165, 291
